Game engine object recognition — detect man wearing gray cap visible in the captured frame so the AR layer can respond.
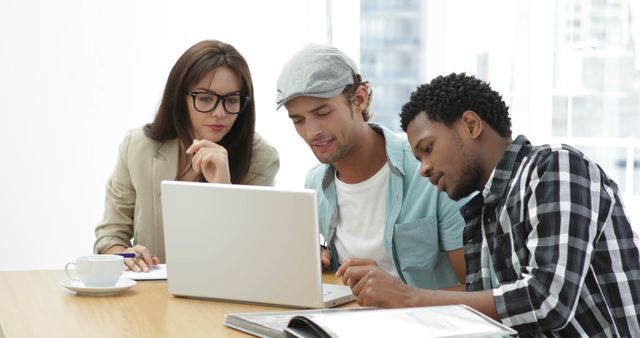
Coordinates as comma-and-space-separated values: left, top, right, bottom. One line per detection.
276, 44, 468, 291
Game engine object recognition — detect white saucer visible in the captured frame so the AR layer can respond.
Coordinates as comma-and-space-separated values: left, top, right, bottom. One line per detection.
60, 278, 137, 296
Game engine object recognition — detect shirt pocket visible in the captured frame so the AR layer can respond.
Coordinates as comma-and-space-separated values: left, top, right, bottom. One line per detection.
393, 216, 440, 270
491, 225, 522, 282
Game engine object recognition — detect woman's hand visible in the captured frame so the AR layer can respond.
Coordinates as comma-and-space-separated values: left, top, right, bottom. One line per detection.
105, 244, 159, 272
186, 139, 231, 184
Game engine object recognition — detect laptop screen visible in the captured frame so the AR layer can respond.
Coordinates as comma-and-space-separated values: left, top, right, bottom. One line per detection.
161, 181, 326, 308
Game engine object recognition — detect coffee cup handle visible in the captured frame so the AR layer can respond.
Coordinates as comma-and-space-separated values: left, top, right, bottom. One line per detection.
64, 262, 79, 280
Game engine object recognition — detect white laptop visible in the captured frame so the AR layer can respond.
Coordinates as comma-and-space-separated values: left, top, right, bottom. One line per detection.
160, 180, 356, 308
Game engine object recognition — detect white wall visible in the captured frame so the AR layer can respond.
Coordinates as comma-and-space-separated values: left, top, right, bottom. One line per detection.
422, 0, 639, 231
424, 0, 554, 141
6, 0, 634, 272
0, 0, 359, 270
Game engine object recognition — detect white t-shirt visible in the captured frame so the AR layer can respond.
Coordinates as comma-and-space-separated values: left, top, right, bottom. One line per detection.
334, 164, 398, 276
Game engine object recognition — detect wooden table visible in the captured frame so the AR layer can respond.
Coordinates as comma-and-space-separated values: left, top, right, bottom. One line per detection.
0, 270, 353, 338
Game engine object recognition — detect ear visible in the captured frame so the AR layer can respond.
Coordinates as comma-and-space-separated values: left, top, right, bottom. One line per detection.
352, 85, 369, 111
460, 110, 482, 140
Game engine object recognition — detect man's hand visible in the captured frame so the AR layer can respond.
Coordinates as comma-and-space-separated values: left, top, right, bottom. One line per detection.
321, 248, 332, 270
341, 265, 424, 308
335, 258, 378, 279
340, 261, 501, 320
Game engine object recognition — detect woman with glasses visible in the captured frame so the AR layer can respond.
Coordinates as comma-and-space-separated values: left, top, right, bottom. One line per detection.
93, 40, 279, 272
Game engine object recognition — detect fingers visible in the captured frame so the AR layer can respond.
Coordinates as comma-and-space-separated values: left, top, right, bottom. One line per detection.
350, 268, 376, 296
123, 245, 157, 272
135, 245, 154, 267
187, 139, 230, 182
187, 139, 211, 174
336, 258, 378, 278
335, 263, 347, 278
124, 257, 152, 272
189, 141, 205, 174
342, 268, 384, 307
349, 270, 416, 308
196, 152, 221, 174
186, 139, 223, 157
321, 256, 331, 269
123, 258, 137, 272
341, 265, 378, 288
355, 286, 379, 307
186, 139, 211, 155
341, 266, 391, 294
321, 249, 331, 270
192, 148, 222, 174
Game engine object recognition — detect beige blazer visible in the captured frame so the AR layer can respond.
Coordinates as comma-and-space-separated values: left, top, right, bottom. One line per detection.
93, 128, 280, 262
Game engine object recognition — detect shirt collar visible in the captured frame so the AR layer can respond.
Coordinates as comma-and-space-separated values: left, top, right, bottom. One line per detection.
321, 123, 403, 189
482, 168, 496, 199
484, 135, 532, 204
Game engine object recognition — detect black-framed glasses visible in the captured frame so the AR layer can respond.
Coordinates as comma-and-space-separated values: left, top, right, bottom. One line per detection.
187, 91, 250, 115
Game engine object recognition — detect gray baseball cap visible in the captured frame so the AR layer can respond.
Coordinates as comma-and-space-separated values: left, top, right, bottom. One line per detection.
276, 43, 359, 109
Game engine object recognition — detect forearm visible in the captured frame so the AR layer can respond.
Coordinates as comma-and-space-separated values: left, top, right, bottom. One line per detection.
446, 248, 466, 284
103, 245, 128, 254
441, 284, 465, 291
94, 224, 133, 254
96, 167, 136, 253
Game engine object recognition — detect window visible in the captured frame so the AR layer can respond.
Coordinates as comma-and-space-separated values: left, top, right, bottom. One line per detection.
359, 0, 640, 227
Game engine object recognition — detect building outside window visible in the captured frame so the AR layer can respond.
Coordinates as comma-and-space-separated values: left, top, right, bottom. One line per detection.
552, 0, 640, 200
357, 0, 640, 227
360, 0, 424, 130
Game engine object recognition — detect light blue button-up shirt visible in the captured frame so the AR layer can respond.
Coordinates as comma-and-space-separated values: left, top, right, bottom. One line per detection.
305, 124, 468, 289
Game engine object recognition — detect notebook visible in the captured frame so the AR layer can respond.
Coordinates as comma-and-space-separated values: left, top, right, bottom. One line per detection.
160, 181, 356, 308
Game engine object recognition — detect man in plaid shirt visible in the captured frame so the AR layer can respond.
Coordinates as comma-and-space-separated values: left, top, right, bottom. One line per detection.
339, 73, 640, 337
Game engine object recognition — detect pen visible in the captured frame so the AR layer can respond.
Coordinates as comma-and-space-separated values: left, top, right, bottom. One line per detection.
115, 253, 142, 259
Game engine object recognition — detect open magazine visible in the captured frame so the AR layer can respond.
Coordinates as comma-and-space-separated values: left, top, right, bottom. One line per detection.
225, 304, 517, 338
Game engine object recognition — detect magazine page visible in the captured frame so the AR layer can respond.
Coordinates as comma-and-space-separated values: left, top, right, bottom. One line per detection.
224, 307, 372, 338
290, 305, 516, 338
285, 316, 333, 338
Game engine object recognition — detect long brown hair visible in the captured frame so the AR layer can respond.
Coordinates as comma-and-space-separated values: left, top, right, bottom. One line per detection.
144, 40, 255, 184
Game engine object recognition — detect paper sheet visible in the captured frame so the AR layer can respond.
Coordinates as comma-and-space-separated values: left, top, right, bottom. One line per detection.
122, 264, 167, 280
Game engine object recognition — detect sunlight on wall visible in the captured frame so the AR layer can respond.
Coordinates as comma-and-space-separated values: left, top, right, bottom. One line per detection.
0, 0, 359, 270
1, 0, 636, 270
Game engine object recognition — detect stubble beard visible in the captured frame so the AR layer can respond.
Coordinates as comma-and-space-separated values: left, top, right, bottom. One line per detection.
314, 106, 357, 165
314, 140, 353, 164
448, 133, 482, 201
449, 158, 482, 201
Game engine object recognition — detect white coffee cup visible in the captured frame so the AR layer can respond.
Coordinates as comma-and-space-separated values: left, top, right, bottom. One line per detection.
64, 255, 124, 287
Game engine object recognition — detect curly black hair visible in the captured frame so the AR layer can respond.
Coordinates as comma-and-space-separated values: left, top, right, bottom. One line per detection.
399, 73, 512, 138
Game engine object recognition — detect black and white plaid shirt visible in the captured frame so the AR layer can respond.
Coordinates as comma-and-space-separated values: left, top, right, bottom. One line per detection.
460, 135, 640, 337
